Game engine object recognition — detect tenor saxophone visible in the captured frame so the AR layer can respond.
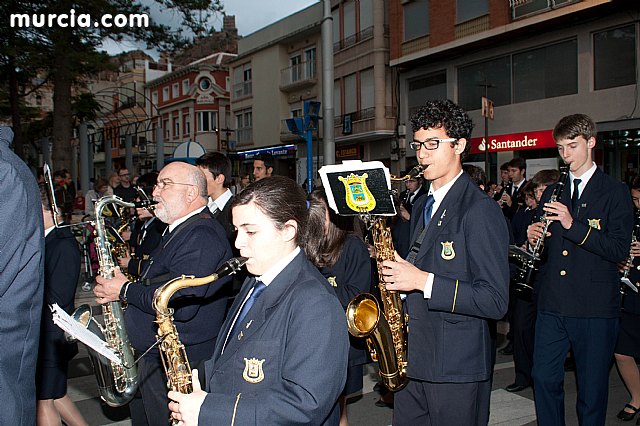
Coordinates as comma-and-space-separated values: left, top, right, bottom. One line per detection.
153, 257, 247, 394
71, 196, 140, 407
345, 165, 423, 392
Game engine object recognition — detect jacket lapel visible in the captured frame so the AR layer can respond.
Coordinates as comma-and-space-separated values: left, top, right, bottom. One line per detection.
214, 252, 305, 364
410, 174, 469, 264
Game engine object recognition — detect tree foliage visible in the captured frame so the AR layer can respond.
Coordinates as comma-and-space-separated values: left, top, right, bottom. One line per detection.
0, 0, 224, 169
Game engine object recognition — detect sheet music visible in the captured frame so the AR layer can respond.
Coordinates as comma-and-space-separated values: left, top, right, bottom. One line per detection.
50, 304, 122, 365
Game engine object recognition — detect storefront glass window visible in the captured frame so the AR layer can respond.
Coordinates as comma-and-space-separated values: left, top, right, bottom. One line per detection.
594, 24, 636, 90
458, 56, 511, 111
513, 39, 577, 103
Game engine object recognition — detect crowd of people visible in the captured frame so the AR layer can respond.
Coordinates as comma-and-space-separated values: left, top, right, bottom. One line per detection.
2, 99, 640, 426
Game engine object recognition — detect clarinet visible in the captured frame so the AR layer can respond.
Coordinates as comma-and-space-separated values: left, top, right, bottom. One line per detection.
620, 210, 640, 298
495, 180, 513, 204
514, 165, 569, 292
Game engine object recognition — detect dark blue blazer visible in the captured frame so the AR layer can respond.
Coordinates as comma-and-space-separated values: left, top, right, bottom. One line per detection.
0, 135, 44, 425
319, 234, 371, 367
535, 168, 633, 318
125, 208, 233, 361
406, 172, 509, 383
39, 227, 80, 364
201, 251, 349, 426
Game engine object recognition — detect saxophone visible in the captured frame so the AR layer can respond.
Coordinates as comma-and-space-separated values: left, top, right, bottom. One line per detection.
153, 257, 248, 394
71, 196, 141, 407
345, 165, 423, 392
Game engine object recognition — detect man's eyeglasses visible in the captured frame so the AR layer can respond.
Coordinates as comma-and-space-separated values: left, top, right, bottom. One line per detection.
409, 138, 458, 151
154, 178, 195, 190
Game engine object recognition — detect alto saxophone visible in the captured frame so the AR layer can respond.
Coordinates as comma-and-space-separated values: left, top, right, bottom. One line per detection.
72, 196, 141, 407
345, 165, 423, 392
153, 257, 247, 394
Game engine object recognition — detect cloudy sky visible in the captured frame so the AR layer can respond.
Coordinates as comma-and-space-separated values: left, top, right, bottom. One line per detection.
101, 0, 318, 56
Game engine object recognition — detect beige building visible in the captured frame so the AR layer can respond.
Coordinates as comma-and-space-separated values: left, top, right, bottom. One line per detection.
229, 0, 401, 181
229, 3, 323, 181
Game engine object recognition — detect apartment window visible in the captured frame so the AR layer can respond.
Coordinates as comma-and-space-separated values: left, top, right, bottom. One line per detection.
233, 63, 252, 99
332, 8, 340, 43
360, 0, 373, 30
182, 79, 190, 95
162, 87, 169, 102
594, 25, 637, 90
344, 1, 356, 40
163, 118, 169, 139
513, 40, 577, 103
197, 111, 218, 132
344, 73, 357, 114
456, 0, 488, 24
404, 0, 429, 41
360, 68, 374, 111
458, 56, 511, 111
290, 54, 302, 82
174, 117, 180, 137
291, 107, 302, 118
152, 91, 158, 107
305, 48, 316, 79
183, 114, 190, 135
172, 83, 179, 98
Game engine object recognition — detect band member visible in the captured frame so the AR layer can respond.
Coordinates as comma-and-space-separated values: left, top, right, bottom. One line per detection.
500, 157, 527, 219
118, 172, 167, 278
195, 152, 235, 240
393, 172, 428, 258
306, 188, 371, 425
36, 184, 88, 426
505, 170, 559, 394
94, 162, 233, 425
0, 126, 44, 425
381, 100, 509, 425
614, 177, 640, 421
527, 114, 633, 425
168, 176, 349, 425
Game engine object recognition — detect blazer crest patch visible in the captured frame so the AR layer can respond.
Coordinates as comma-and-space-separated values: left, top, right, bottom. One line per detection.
587, 218, 601, 230
242, 357, 265, 384
441, 241, 455, 260
327, 276, 338, 287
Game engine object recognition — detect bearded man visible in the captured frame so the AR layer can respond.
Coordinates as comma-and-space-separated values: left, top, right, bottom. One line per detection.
95, 161, 232, 425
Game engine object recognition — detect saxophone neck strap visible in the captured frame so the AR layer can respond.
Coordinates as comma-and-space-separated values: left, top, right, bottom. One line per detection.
406, 225, 429, 265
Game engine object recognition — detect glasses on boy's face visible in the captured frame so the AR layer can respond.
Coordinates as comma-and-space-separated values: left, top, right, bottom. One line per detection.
154, 178, 195, 190
409, 138, 458, 151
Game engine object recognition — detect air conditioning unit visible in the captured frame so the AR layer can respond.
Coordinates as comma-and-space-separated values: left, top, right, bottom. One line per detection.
398, 124, 406, 136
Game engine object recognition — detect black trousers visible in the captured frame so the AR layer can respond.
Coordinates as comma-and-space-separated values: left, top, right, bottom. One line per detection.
512, 296, 536, 386
129, 356, 170, 426
394, 378, 491, 425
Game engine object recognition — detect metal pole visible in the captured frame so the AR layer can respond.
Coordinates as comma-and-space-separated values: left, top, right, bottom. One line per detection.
125, 134, 133, 174
104, 129, 112, 175
79, 122, 90, 195
156, 126, 164, 170
306, 129, 313, 193
322, 0, 335, 166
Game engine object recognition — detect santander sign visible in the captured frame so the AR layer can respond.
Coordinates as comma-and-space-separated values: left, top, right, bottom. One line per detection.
469, 130, 556, 155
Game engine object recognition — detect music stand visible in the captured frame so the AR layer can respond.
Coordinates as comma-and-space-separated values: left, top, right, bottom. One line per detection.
319, 161, 396, 216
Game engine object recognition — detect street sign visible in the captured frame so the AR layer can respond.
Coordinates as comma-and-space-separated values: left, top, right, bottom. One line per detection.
481, 96, 494, 120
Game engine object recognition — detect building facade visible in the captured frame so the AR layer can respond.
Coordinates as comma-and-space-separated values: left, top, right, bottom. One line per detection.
389, 0, 639, 182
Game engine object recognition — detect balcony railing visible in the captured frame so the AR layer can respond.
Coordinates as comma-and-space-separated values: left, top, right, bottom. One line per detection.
233, 81, 252, 100
280, 61, 317, 88
334, 25, 382, 51
510, 0, 580, 20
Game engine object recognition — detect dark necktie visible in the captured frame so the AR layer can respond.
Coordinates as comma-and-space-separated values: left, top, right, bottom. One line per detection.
224, 278, 267, 351
572, 178, 582, 212
423, 195, 435, 228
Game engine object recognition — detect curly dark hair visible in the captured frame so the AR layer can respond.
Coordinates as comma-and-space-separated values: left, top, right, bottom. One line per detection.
409, 99, 474, 157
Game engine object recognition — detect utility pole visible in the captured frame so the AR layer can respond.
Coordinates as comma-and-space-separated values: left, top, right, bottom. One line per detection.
321, 0, 335, 166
